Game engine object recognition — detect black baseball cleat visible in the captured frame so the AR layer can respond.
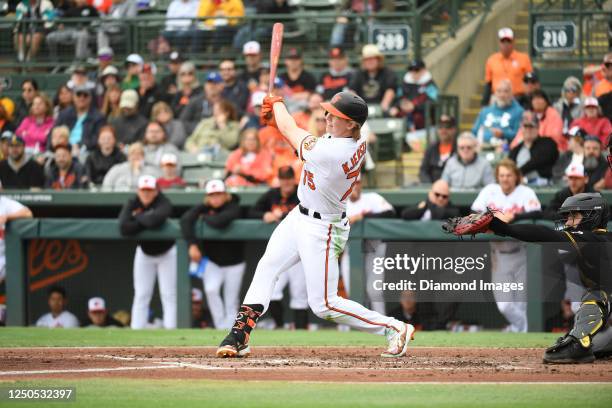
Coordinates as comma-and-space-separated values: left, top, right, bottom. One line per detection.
543, 335, 595, 364
216, 332, 250, 358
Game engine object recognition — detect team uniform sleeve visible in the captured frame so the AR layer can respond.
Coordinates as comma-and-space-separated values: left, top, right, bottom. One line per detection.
523, 187, 542, 212
471, 187, 490, 213
298, 134, 330, 167
3, 197, 26, 214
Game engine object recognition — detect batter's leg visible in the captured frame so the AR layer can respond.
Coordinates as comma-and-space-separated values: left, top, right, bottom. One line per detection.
222, 262, 246, 329
298, 219, 408, 340
131, 247, 157, 329
203, 260, 226, 329
157, 245, 177, 329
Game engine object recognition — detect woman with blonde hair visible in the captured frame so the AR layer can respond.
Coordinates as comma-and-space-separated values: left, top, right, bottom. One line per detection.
15, 93, 54, 152
101, 84, 122, 121
151, 101, 187, 149
225, 128, 272, 187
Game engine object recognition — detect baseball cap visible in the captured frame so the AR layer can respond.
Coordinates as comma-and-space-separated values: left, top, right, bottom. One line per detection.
88, 297, 106, 312
7, 134, 25, 146
205, 179, 226, 194
584, 97, 599, 107
565, 163, 585, 178
273, 77, 284, 88
98, 46, 113, 60
169, 51, 183, 63
286, 48, 302, 59
498, 27, 514, 40
251, 91, 266, 107
523, 72, 539, 82
438, 114, 456, 128
160, 152, 178, 166
125, 53, 144, 66
278, 165, 295, 180
329, 47, 345, 58
101, 65, 119, 78
73, 84, 92, 95
142, 62, 157, 75
138, 175, 157, 190
320, 91, 368, 126
192, 288, 203, 303
243, 41, 261, 55
568, 126, 587, 139
584, 135, 601, 144
206, 72, 223, 83
362, 44, 382, 59
1, 130, 14, 140
119, 89, 139, 109
408, 59, 425, 71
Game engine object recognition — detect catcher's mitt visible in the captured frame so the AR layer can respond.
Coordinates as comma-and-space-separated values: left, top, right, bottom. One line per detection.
442, 208, 496, 236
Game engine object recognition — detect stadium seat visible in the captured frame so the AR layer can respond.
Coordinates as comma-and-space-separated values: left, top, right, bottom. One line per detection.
182, 166, 225, 187
367, 118, 406, 187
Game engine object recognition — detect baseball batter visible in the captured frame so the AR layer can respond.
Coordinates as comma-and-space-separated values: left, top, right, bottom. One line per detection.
217, 92, 414, 358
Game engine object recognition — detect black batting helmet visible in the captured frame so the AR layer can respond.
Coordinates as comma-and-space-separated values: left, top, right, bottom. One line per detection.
557, 193, 609, 231
320, 92, 368, 126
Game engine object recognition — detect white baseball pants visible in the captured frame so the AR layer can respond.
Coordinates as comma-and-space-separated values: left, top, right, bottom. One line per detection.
491, 244, 528, 333
270, 263, 308, 310
203, 260, 246, 329
131, 245, 177, 329
244, 207, 403, 335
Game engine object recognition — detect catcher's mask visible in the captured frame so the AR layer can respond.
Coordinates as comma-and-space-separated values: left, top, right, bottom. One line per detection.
555, 192, 609, 231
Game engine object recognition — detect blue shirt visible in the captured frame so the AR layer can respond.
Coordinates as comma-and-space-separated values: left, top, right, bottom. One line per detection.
69, 113, 87, 145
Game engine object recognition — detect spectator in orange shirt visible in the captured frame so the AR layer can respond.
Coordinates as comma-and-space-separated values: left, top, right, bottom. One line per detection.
482, 27, 533, 106
259, 125, 301, 186
594, 53, 612, 98
511, 90, 565, 151
570, 97, 612, 146
225, 128, 272, 187
293, 93, 324, 131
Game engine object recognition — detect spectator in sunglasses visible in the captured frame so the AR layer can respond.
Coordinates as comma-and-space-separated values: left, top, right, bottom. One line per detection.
401, 179, 460, 221
441, 132, 495, 189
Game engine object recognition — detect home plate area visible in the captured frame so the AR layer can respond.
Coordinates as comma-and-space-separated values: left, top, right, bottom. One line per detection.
0, 347, 611, 383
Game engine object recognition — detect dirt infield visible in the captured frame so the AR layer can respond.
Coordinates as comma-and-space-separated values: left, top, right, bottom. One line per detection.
1, 347, 611, 383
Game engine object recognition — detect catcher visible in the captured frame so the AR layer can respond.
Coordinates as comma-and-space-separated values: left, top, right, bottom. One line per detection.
443, 193, 612, 363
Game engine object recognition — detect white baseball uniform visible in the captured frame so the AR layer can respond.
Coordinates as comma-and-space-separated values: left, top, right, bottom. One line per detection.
131, 245, 177, 329
243, 133, 404, 336
203, 260, 246, 329
0, 196, 26, 283
472, 183, 541, 332
35, 311, 80, 328
341, 192, 394, 315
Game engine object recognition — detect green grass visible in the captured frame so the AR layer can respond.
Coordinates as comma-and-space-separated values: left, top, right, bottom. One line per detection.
0, 380, 610, 408
0, 328, 559, 348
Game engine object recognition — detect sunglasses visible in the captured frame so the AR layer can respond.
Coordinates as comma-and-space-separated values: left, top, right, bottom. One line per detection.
564, 87, 578, 93
522, 123, 536, 128
433, 192, 449, 199
458, 145, 474, 150
604, 62, 612, 69
75, 92, 90, 98
500, 38, 513, 43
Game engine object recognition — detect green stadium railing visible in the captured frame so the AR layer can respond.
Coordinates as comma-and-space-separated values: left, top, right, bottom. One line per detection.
5, 188, 612, 209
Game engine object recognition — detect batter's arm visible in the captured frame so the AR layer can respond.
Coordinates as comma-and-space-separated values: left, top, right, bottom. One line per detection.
273, 101, 309, 151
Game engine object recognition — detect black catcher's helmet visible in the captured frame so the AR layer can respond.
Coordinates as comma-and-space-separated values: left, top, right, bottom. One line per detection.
557, 193, 610, 231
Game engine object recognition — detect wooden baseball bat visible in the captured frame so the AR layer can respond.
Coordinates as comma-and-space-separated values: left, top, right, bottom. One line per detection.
268, 22, 284, 96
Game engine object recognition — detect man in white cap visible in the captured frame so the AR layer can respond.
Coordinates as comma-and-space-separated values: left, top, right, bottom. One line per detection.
544, 163, 592, 219
109, 89, 148, 145
83, 297, 123, 327
119, 174, 176, 329
240, 41, 263, 91
180, 179, 245, 329
349, 44, 397, 113
482, 27, 533, 106
157, 152, 186, 189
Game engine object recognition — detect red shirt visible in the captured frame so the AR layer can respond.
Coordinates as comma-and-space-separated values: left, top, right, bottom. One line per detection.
157, 176, 187, 190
